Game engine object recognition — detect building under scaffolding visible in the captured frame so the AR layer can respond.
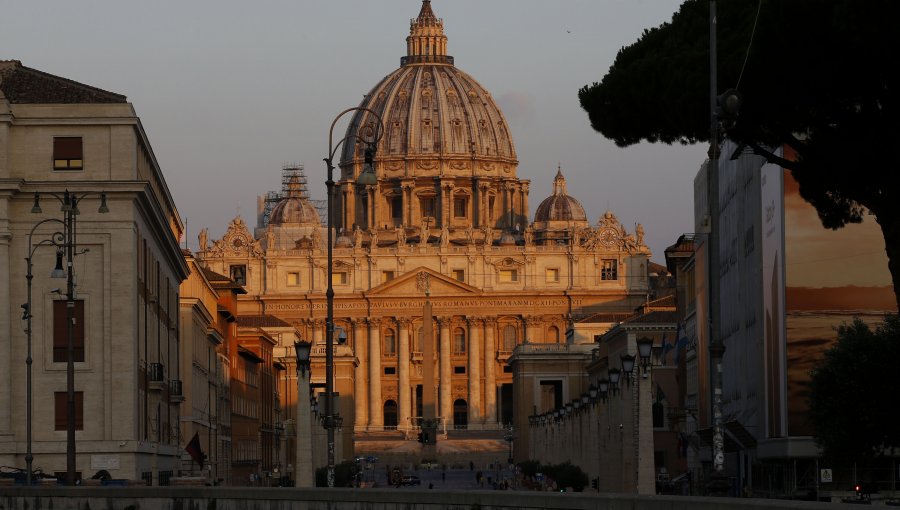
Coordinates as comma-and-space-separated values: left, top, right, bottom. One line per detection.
256, 163, 326, 235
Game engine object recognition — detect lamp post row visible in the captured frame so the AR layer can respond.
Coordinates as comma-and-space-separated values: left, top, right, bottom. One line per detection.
24, 190, 108, 486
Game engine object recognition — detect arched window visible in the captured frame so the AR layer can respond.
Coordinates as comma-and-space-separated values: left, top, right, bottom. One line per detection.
383, 329, 396, 356
503, 325, 517, 351
453, 399, 468, 429
453, 327, 466, 354
548, 325, 560, 344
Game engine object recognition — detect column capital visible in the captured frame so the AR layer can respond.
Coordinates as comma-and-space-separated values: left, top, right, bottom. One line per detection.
524, 315, 543, 326
396, 317, 412, 327
484, 317, 498, 326
435, 316, 451, 327
466, 316, 485, 326
367, 317, 382, 327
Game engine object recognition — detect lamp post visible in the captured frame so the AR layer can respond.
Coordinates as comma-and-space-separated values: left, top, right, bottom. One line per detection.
22, 216, 66, 486
30, 190, 108, 486
323, 107, 384, 487
504, 424, 514, 465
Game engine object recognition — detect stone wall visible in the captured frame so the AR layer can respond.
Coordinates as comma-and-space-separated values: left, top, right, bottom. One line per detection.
0, 487, 872, 510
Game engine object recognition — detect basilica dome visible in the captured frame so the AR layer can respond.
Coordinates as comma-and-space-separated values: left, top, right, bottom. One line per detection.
269, 174, 320, 226
533, 167, 587, 224
338, 0, 516, 171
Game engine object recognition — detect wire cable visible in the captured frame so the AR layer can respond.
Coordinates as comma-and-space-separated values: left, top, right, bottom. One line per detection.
735, 0, 764, 90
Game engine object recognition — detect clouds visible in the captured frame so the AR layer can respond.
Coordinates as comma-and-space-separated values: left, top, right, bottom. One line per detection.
497, 91, 535, 123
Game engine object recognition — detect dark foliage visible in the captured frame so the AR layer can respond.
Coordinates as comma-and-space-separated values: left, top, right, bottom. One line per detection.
579, 0, 900, 308
518, 460, 589, 492
808, 316, 900, 464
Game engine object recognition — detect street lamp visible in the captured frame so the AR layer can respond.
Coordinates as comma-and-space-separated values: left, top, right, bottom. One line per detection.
620, 354, 636, 385
22, 218, 66, 485
636, 337, 653, 376
504, 425, 514, 465
323, 107, 384, 487
29, 190, 108, 486
607, 368, 621, 396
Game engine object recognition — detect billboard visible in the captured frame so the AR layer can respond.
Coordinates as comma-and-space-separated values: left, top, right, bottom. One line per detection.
760, 154, 787, 439
783, 148, 896, 436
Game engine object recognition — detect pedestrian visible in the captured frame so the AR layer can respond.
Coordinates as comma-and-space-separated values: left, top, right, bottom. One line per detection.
442, 471, 446, 483
428, 482, 434, 489
469, 461, 474, 471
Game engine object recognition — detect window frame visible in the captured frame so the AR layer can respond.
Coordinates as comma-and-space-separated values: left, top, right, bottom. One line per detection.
545, 267, 560, 283
53, 136, 84, 171
54, 391, 84, 430
453, 197, 467, 218
600, 259, 618, 281
53, 300, 85, 362
286, 271, 301, 286
452, 269, 465, 282
499, 269, 518, 283
452, 327, 466, 355
332, 271, 348, 285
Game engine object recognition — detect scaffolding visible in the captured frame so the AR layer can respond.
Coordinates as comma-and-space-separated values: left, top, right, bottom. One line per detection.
260, 163, 327, 227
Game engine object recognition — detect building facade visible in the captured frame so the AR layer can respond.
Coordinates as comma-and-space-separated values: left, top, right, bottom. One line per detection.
197, 1, 653, 463
0, 60, 188, 482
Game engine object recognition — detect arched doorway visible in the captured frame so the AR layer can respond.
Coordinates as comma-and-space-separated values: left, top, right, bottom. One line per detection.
383, 400, 398, 430
453, 399, 468, 430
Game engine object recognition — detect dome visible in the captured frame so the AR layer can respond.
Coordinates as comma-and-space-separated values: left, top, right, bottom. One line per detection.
533, 166, 587, 223
338, 0, 516, 172
269, 175, 321, 225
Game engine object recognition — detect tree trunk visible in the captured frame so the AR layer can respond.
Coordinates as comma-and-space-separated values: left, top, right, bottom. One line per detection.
875, 212, 900, 312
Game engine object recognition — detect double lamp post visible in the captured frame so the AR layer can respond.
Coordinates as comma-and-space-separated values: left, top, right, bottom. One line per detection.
319, 107, 383, 487
23, 190, 108, 486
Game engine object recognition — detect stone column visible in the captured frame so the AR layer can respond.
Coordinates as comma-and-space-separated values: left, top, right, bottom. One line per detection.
368, 318, 382, 428
467, 317, 482, 427
524, 315, 541, 344
397, 319, 411, 432
479, 182, 491, 228
353, 320, 368, 430
295, 362, 314, 487
345, 184, 356, 231
0, 193, 10, 434
402, 182, 413, 226
521, 181, 530, 225
483, 317, 497, 427
438, 317, 452, 425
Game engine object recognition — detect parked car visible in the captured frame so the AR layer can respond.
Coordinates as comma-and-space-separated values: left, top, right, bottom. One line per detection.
401, 475, 422, 486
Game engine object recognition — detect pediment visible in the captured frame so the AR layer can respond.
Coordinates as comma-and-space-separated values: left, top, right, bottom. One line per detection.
367, 266, 480, 297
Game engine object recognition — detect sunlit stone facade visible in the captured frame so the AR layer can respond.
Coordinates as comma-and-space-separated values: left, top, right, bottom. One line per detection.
198, 1, 653, 442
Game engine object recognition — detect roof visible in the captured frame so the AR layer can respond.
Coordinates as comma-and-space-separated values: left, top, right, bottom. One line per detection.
237, 315, 293, 328
0, 60, 127, 104
200, 266, 247, 294
577, 311, 633, 324
533, 167, 588, 224
621, 310, 679, 325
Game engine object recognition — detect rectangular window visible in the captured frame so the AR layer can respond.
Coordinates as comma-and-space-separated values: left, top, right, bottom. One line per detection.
499, 269, 518, 283
545, 268, 559, 283
230, 264, 247, 286
453, 197, 467, 218
420, 197, 436, 219
53, 300, 85, 362
286, 272, 301, 286
381, 271, 395, 283
53, 137, 83, 170
332, 271, 348, 285
453, 269, 465, 282
384, 366, 396, 375
54, 391, 84, 430
391, 197, 402, 224
453, 366, 466, 375
601, 259, 618, 281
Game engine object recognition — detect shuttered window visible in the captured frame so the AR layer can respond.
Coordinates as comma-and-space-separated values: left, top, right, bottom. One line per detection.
54, 391, 84, 430
53, 137, 83, 170
53, 300, 85, 362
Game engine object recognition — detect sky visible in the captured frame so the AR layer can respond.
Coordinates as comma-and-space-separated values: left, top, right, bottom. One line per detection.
2, 0, 708, 262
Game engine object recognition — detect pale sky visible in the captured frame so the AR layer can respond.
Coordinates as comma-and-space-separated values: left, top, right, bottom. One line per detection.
2, 0, 708, 262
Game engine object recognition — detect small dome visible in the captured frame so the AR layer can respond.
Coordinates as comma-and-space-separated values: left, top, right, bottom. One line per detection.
533, 166, 587, 223
499, 231, 517, 246
335, 231, 353, 248
269, 175, 321, 225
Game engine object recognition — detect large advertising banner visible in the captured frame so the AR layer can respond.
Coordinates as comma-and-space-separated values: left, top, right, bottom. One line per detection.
783, 148, 896, 436
760, 153, 786, 439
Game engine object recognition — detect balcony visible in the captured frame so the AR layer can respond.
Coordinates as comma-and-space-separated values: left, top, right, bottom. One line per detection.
148, 362, 166, 391
169, 379, 184, 403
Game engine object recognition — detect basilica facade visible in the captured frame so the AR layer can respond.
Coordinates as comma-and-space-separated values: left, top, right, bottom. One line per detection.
198, 1, 652, 437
